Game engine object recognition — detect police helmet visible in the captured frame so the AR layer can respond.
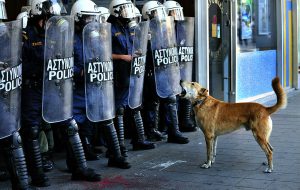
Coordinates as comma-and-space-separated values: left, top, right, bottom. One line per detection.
96, 7, 110, 23
134, 7, 142, 23
17, 11, 29, 28
109, 0, 136, 19
71, 0, 100, 23
30, 0, 64, 17
0, 0, 7, 20
142, 1, 167, 21
163, 0, 184, 21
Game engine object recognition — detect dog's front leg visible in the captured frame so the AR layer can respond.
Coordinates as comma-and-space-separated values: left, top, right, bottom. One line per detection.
212, 137, 218, 164
201, 135, 214, 169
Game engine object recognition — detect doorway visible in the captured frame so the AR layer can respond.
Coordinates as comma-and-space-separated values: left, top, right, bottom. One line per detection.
208, 0, 231, 101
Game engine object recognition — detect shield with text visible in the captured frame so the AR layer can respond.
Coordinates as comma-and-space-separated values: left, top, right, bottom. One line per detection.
0, 20, 22, 139
42, 16, 74, 123
83, 22, 115, 122
149, 16, 181, 98
128, 21, 149, 109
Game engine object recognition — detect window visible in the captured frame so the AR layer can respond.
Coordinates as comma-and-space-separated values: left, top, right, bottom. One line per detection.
237, 0, 276, 52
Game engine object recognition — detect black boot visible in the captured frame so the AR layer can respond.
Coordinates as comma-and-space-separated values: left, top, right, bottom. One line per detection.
41, 151, 54, 172
132, 110, 156, 150
103, 121, 131, 169
115, 107, 128, 157
179, 98, 197, 132
166, 97, 189, 144
146, 102, 166, 141
81, 136, 100, 161
41, 123, 54, 172
64, 120, 101, 182
21, 126, 50, 187
3, 132, 34, 190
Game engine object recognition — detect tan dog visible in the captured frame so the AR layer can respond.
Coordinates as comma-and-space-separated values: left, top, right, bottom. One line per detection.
180, 77, 287, 173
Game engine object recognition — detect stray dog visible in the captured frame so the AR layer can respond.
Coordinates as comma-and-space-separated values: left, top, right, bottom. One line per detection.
180, 77, 287, 173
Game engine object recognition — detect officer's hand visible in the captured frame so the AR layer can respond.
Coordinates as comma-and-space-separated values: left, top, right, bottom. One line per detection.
122, 55, 132, 62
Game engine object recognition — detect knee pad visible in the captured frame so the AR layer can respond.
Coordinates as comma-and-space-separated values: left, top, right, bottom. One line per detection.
102, 119, 114, 126
165, 96, 177, 104
21, 125, 39, 140
10, 131, 23, 149
65, 119, 79, 136
116, 107, 124, 116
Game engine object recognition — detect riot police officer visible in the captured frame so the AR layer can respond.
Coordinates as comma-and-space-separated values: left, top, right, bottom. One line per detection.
108, 0, 155, 151
21, 0, 101, 186
164, 0, 196, 132
142, 1, 189, 144
71, 0, 131, 169
0, 1, 33, 189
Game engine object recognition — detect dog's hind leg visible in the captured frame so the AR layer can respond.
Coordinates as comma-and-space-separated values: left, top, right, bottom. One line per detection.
252, 119, 273, 173
201, 135, 214, 169
212, 137, 218, 164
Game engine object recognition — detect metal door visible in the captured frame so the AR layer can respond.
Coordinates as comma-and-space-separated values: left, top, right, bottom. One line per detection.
208, 0, 231, 101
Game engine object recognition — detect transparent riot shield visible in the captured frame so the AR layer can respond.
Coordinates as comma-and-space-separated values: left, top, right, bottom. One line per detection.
83, 22, 115, 122
149, 16, 181, 98
128, 21, 149, 109
176, 17, 194, 81
0, 20, 22, 139
42, 16, 74, 123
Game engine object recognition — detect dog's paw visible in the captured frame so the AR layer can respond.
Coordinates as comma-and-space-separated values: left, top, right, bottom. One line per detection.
201, 163, 211, 169
264, 168, 273, 173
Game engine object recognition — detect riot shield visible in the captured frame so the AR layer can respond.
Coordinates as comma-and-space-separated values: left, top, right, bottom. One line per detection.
83, 22, 115, 122
128, 21, 149, 109
0, 20, 22, 139
149, 16, 181, 98
176, 17, 194, 81
42, 16, 74, 123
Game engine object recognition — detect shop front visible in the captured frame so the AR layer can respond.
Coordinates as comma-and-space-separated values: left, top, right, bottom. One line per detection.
196, 0, 287, 102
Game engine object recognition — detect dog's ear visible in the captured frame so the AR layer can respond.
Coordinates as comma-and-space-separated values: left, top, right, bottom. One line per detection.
199, 88, 209, 96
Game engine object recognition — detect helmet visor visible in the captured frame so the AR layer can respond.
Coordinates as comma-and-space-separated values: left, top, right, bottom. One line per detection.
42, 0, 68, 16
149, 6, 166, 21
99, 13, 110, 23
168, 8, 184, 21
81, 14, 100, 23
119, 3, 136, 19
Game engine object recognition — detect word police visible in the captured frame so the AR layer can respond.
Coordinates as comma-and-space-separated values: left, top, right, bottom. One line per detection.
87, 61, 113, 82
178, 46, 194, 62
153, 47, 179, 67
0, 64, 22, 92
132, 56, 145, 75
46, 57, 74, 80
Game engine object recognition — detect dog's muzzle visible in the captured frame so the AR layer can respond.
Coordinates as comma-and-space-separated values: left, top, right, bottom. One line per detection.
179, 80, 187, 97
179, 89, 187, 97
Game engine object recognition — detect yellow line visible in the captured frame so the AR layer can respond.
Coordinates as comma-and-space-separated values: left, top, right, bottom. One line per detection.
283, 0, 287, 87
289, 10, 293, 87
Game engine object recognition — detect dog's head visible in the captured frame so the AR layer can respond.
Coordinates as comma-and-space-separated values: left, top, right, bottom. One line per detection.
179, 80, 209, 101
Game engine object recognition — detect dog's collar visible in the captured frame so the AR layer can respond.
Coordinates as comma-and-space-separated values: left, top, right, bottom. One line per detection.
192, 97, 207, 107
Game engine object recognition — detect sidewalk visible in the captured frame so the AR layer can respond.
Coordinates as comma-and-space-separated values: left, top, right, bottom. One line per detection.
1, 91, 300, 190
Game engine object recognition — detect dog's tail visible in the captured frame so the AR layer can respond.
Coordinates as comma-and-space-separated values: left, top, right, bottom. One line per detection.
266, 77, 287, 115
